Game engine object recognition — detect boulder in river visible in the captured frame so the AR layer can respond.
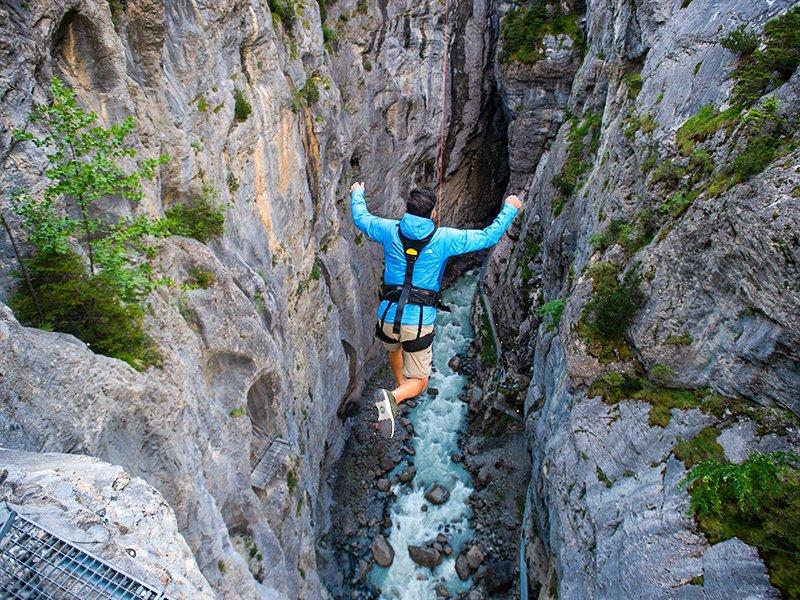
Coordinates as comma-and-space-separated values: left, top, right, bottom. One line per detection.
448, 355, 461, 371
377, 478, 391, 492
455, 553, 471, 580
371, 535, 395, 567
398, 465, 416, 483
424, 483, 450, 505
466, 545, 485, 570
435, 583, 450, 598
407, 544, 443, 568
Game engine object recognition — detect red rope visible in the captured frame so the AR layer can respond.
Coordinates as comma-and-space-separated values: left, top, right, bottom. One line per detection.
436, 0, 450, 227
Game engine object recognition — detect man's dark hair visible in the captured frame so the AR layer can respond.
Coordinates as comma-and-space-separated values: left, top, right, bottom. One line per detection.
406, 187, 437, 218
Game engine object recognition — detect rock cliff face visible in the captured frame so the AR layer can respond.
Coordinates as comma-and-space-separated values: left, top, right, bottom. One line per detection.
0, 0, 507, 598
483, 0, 800, 597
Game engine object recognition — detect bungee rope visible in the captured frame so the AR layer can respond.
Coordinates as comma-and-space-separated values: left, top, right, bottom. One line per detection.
435, 0, 451, 227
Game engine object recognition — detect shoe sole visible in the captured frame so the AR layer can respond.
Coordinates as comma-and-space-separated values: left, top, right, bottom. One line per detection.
377, 389, 395, 439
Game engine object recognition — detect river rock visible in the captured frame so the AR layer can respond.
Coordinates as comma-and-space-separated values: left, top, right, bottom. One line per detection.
455, 553, 471, 580
436, 533, 447, 544
379, 455, 398, 472
435, 584, 450, 598
424, 483, 450, 505
377, 478, 391, 492
371, 535, 395, 567
407, 545, 443, 568
484, 560, 514, 594
398, 466, 416, 483
428, 387, 439, 397
448, 356, 462, 371
466, 545, 485, 570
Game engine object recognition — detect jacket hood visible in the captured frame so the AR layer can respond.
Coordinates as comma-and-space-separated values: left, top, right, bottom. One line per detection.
399, 213, 435, 239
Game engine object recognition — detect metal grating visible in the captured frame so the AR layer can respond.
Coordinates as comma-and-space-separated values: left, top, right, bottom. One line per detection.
0, 504, 170, 600
250, 436, 291, 490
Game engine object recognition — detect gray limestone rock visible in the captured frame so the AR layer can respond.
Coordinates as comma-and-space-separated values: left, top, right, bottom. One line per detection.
703, 539, 780, 598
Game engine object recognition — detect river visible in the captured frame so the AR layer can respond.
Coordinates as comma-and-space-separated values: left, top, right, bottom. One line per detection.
370, 271, 478, 599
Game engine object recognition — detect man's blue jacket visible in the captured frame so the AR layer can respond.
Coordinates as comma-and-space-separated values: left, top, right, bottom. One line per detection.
351, 188, 518, 326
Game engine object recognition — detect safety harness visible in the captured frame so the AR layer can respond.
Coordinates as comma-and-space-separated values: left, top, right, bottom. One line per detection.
374, 225, 449, 352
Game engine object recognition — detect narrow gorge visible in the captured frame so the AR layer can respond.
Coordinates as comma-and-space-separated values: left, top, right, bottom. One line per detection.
0, 0, 798, 599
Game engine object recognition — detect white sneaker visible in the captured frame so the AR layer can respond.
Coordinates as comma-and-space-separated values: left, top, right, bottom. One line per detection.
374, 389, 397, 439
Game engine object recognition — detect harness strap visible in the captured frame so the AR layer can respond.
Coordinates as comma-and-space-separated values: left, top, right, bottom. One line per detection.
392, 225, 436, 335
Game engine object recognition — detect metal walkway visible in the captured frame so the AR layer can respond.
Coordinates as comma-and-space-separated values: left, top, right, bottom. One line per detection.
250, 435, 291, 490
0, 504, 170, 600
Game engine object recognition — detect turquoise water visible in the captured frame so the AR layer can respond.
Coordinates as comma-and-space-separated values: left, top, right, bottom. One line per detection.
370, 271, 478, 599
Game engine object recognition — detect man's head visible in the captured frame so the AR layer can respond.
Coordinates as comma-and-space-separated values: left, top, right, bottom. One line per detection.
406, 187, 437, 219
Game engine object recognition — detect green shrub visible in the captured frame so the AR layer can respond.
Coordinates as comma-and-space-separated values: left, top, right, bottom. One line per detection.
595, 212, 656, 254
107, 0, 125, 21
164, 192, 225, 243
10, 78, 169, 369
269, 0, 297, 29
589, 370, 706, 427
287, 469, 298, 494
665, 332, 693, 346
675, 104, 742, 155
721, 24, 759, 56
582, 266, 645, 342
552, 113, 601, 202
233, 87, 252, 122
183, 267, 216, 290
299, 79, 320, 105
624, 72, 643, 100
322, 24, 338, 47
537, 298, 566, 331
660, 190, 697, 218
650, 159, 685, 189
500, 0, 583, 64
731, 135, 780, 180
10, 250, 161, 370
675, 427, 724, 467
479, 297, 497, 366
228, 407, 247, 418
683, 450, 800, 596
730, 7, 800, 105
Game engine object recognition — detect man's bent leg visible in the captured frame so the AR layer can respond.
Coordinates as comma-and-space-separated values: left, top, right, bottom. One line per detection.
388, 348, 405, 388
392, 376, 428, 403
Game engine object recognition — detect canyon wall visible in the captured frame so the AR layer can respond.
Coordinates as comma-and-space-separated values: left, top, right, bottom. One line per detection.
482, 0, 800, 597
0, 0, 506, 597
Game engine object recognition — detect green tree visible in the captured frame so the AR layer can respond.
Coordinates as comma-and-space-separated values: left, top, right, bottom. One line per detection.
10, 78, 171, 368
14, 78, 168, 300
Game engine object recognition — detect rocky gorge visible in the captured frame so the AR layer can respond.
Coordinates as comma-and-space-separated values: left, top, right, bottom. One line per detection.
0, 0, 798, 599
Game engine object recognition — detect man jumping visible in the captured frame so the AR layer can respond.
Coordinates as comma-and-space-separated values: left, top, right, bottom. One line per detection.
350, 182, 522, 438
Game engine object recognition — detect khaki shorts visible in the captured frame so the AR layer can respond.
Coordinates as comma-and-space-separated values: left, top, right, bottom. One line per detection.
379, 322, 434, 379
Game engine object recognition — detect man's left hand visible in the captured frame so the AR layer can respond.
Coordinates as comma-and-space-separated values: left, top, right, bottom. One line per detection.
350, 181, 365, 193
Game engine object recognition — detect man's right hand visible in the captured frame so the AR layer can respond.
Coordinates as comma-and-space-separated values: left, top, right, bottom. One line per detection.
351, 181, 365, 193
505, 194, 523, 210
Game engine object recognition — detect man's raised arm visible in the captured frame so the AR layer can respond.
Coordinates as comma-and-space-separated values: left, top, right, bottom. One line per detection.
350, 182, 394, 243
444, 194, 523, 256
